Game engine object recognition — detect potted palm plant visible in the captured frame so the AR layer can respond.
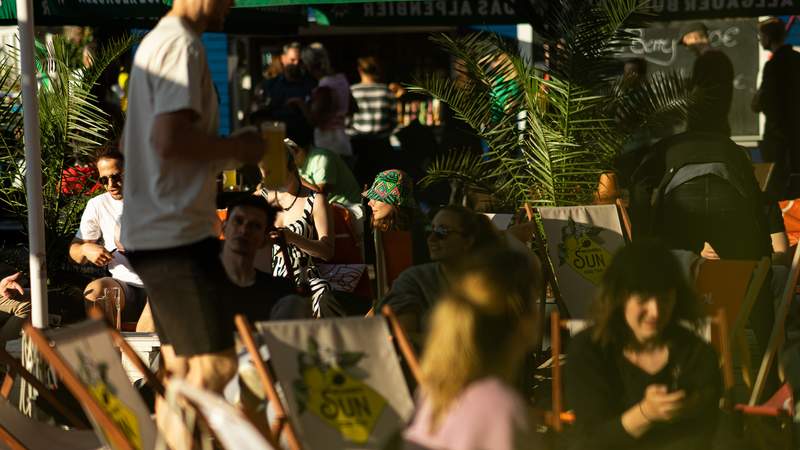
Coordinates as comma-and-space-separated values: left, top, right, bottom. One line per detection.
412, 0, 696, 210
0, 33, 135, 321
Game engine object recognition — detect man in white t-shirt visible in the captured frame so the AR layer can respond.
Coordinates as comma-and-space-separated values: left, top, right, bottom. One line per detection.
119, 0, 265, 431
70, 150, 149, 330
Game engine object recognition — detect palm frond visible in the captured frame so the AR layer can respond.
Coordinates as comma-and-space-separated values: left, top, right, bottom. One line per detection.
82, 34, 138, 88
0, 34, 133, 278
611, 70, 698, 135
412, 0, 691, 210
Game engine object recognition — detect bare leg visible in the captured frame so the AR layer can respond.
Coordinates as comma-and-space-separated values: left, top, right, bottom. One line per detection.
155, 344, 192, 450
135, 301, 155, 333
186, 348, 238, 393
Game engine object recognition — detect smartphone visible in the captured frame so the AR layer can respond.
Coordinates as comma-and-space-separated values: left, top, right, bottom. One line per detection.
669, 365, 682, 392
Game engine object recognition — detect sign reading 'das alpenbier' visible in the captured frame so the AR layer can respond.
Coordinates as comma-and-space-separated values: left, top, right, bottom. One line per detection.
314, 0, 520, 25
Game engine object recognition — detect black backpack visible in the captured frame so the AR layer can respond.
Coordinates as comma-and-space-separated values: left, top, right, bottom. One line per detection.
628, 131, 767, 240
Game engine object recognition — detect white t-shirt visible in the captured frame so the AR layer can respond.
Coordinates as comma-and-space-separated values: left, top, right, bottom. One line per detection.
121, 16, 222, 251
76, 193, 144, 287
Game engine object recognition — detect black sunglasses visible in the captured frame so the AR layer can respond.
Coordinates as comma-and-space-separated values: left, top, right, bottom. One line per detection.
98, 173, 123, 186
427, 225, 463, 240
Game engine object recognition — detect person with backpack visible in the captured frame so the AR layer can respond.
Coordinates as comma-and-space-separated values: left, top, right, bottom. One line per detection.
629, 130, 779, 395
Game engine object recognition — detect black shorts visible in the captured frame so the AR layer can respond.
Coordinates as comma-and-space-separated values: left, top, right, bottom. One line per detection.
126, 238, 234, 356
119, 282, 148, 323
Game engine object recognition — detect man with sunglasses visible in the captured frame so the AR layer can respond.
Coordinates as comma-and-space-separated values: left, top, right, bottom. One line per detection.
70, 149, 149, 329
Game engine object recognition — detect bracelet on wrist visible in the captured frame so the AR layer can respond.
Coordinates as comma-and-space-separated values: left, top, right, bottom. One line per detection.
639, 402, 652, 423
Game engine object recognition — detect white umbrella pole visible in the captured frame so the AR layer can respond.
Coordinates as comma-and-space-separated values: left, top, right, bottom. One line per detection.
16, 0, 48, 329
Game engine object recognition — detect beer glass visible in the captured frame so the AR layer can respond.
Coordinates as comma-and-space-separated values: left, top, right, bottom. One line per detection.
260, 121, 288, 189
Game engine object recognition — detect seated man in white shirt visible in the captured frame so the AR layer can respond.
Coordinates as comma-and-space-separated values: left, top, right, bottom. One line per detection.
69, 149, 149, 329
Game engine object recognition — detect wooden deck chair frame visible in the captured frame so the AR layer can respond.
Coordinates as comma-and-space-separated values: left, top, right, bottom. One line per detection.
23, 319, 166, 450
0, 348, 104, 450
753, 162, 775, 193
234, 306, 421, 450
523, 205, 567, 324
695, 257, 771, 390
750, 242, 800, 405
548, 308, 734, 432
0, 347, 89, 429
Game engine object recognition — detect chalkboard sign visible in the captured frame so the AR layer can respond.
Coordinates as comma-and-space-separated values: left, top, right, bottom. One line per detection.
618, 18, 760, 138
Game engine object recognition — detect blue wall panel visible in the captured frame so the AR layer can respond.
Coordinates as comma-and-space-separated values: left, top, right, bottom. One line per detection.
202, 32, 231, 137
131, 29, 231, 136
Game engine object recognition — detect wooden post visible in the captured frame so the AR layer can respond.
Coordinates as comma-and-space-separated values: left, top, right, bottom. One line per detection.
550, 311, 563, 432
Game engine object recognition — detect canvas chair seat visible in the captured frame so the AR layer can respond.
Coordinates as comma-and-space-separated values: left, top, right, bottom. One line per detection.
532, 203, 629, 320
235, 310, 419, 450
330, 204, 364, 265
0, 398, 102, 450
735, 383, 794, 417
168, 379, 277, 450
375, 230, 414, 301
25, 319, 162, 450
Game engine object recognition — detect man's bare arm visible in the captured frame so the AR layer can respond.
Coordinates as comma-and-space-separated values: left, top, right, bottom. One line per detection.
151, 110, 264, 164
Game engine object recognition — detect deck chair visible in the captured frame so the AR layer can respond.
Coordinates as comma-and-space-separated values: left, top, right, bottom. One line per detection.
0, 347, 100, 450
234, 309, 418, 450
548, 308, 735, 432
533, 204, 629, 319
374, 230, 413, 301
753, 162, 775, 192
694, 257, 771, 388
167, 378, 279, 450
23, 319, 164, 450
751, 243, 800, 405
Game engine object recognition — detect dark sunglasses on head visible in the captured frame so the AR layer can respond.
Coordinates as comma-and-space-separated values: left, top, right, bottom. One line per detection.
426, 225, 463, 240
98, 173, 123, 186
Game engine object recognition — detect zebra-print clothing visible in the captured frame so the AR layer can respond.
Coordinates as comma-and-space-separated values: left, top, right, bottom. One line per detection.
268, 191, 331, 317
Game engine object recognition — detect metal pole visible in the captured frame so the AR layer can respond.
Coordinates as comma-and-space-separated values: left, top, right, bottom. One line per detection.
16, 0, 48, 329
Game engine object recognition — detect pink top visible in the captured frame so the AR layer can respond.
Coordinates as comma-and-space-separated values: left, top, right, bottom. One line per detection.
403, 378, 535, 450
317, 73, 350, 130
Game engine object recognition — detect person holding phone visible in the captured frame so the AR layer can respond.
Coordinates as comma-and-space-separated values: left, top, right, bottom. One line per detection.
565, 239, 722, 450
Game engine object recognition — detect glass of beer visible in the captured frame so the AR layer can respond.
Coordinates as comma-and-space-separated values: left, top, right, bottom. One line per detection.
260, 121, 288, 189
222, 169, 238, 191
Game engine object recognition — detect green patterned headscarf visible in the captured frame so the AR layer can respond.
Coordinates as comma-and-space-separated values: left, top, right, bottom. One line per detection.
362, 169, 415, 207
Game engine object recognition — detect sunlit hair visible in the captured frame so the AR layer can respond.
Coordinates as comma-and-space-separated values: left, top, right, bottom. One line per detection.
96, 146, 123, 165
372, 204, 413, 232
591, 239, 703, 348
420, 246, 542, 432
433, 204, 501, 251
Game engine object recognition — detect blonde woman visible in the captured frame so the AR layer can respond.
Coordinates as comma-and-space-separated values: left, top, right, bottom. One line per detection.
403, 246, 543, 450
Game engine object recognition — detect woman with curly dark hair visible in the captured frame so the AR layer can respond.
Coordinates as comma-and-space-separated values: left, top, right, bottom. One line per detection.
565, 239, 721, 450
